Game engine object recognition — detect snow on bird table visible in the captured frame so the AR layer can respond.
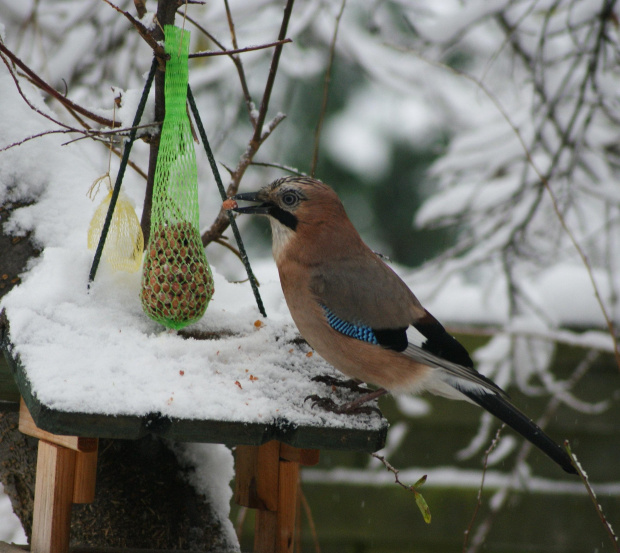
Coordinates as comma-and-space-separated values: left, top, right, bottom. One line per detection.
2, 258, 385, 449
0, 71, 386, 450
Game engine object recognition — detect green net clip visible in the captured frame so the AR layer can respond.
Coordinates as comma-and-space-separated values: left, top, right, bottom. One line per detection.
141, 25, 214, 330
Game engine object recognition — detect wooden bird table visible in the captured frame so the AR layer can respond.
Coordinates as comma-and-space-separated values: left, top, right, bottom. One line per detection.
0, 315, 387, 553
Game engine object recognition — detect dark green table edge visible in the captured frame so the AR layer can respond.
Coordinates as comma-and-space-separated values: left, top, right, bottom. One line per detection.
0, 313, 387, 453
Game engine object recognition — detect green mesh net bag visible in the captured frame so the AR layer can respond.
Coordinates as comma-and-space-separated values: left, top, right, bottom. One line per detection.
141, 25, 214, 330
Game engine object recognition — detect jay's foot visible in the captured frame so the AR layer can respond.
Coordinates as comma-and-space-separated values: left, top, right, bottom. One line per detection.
305, 394, 382, 416
311, 374, 371, 394
305, 387, 388, 416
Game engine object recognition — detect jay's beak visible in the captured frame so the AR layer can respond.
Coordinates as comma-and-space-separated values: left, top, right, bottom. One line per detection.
231, 191, 273, 215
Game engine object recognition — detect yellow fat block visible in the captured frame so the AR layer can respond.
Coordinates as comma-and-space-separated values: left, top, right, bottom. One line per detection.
87, 190, 144, 273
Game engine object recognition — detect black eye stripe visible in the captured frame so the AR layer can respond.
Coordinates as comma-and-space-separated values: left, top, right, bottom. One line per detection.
269, 206, 298, 230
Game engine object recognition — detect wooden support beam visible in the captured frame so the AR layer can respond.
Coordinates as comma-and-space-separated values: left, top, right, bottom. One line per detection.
72, 448, 98, 504
18, 397, 99, 551
274, 459, 299, 553
31, 440, 76, 553
19, 399, 97, 452
254, 508, 278, 553
235, 441, 320, 553
235, 441, 280, 510
279, 443, 320, 466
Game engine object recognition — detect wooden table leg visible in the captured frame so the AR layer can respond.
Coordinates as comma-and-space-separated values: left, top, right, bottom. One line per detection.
235, 441, 319, 553
31, 441, 76, 553
18, 399, 98, 553
72, 448, 98, 504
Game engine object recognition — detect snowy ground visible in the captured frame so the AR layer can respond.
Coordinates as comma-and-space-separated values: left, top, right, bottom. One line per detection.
0, 485, 26, 543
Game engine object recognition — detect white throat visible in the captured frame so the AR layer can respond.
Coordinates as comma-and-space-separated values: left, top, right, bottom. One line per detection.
269, 218, 296, 263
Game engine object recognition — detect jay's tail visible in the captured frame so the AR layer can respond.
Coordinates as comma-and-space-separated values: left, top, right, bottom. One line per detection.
458, 388, 577, 474
404, 342, 576, 474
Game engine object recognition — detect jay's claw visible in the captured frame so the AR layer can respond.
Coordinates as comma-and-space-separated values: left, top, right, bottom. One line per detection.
305, 394, 339, 411
311, 374, 371, 394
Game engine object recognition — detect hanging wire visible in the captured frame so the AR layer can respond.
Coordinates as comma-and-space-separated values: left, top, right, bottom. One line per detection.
88, 57, 158, 286
187, 84, 267, 318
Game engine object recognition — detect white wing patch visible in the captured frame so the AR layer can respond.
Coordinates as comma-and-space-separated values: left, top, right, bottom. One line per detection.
402, 340, 506, 399
405, 325, 428, 348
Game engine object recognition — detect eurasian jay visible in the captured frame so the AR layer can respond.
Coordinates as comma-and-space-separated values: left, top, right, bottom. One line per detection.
230, 176, 576, 474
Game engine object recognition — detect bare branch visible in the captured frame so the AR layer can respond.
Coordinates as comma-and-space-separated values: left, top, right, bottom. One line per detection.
0, 51, 72, 132
311, 0, 346, 177
371, 453, 431, 524
250, 0, 295, 146
212, 236, 243, 261
60, 122, 160, 146
180, 11, 255, 121
0, 42, 119, 128
466, 349, 601, 551
463, 426, 504, 553
564, 440, 620, 552
188, 38, 292, 58
0, 129, 74, 152
299, 486, 321, 553
201, 0, 296, 246
250, 161, 307, 176
101, 0, 168, 61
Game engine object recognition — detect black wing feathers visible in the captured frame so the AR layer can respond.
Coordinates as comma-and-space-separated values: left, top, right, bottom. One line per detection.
414, 310, 474, 368
373, 328, 409, 351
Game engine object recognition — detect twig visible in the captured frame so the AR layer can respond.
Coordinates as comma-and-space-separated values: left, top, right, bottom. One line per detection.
250, 161, 308, 176
371, 453, 431, 523
221, 0, 256, 121
311, 0, 346, 177
60, 122, 160, 146
0, 51, 74, 132
0, 129, 72, 153
463, 426, 504, 553
134, 0, 147, 18
199, 110, 286, 247
0, 41, 149, 179
251, 0, 295, 146
0, 53, 156, 155
299, 485, 321, 553
564, 440, 620, 552
101, 0, 168, 61
180, 11, 254, 120
466, 349, 600, 552
0, 124, 153, 153
0, 41, 119, 128
188, 38, 292, 58
224, 0, 240, 59
213, 236, 243, 260
110, 145, 148, 180
200, 0, 296, 246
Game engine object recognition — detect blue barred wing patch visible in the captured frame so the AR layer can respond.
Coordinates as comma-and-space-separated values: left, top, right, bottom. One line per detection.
321, 305, 378, 344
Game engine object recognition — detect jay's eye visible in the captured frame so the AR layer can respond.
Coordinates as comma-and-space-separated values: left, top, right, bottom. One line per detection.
281, 191, 300, 207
